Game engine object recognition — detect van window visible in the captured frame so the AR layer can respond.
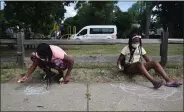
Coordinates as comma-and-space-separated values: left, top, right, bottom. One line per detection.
77, 29, 87, 36
90, 28, 114, 34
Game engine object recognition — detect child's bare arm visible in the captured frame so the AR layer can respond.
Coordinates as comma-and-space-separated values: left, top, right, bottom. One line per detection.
18, 61, 38, 82
117, 53, 125, 69
62, 54, 74, 82
142, 55, 151, 62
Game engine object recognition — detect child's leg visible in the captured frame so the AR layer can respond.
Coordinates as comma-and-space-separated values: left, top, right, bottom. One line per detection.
143, 61, 176, 84
57, 69, 64, 79
125, 62, 163, 88
126, 62, 154, 82
52, 59, 70, 83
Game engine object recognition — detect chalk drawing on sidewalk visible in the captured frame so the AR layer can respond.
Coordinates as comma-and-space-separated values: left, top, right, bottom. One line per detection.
110, 83, 183, 102
24, 84, 49, 95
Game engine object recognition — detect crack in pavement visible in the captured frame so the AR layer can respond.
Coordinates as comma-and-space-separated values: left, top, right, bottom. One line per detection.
85, 83, 91, 111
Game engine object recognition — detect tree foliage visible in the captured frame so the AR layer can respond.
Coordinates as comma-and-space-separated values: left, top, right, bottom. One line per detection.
153, 1, 183, 38
3, 1, 72, 35
64, 1, 133, 38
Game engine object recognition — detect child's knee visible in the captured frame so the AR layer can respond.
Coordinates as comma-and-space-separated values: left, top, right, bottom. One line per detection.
150, 61, 159, 67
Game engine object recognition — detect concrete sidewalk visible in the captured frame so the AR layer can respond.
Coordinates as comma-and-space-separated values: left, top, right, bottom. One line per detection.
1, 82, 183, 111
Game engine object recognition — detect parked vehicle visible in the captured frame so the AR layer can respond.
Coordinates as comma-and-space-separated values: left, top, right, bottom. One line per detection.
71, 25, 117, 40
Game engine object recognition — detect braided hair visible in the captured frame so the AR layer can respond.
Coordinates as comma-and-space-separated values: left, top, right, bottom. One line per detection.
128, 27, 143, 63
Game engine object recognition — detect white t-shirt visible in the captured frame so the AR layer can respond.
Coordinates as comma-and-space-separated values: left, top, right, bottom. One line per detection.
121, 45, 146, 64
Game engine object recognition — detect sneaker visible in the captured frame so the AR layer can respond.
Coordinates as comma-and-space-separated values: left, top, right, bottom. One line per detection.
153, 80, 164, 89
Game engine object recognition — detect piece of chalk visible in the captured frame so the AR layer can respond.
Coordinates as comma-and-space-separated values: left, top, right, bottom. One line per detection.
118, 64, 122, 70
59, 77, 64, 82
17, 80, 21, 83
17, 79, 24, 83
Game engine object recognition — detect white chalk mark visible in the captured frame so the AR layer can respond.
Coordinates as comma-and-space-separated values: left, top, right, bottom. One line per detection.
110, 83, 183, 102
24, 84, 49, 95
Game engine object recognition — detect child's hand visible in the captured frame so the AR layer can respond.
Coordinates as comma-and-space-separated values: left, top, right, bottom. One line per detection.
117, 63, 124, 71
117, 63, 122, 70
18, 76, 28, 83
60, 75, 70, 84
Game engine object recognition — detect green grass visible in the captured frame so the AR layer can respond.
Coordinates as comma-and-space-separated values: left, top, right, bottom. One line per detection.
1, 62, 183, 83
1, 44, 183, 83
63, 44, 183, 57
0, 44, 183, 58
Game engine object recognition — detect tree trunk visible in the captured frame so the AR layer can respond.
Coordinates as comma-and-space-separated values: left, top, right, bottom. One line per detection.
145, 8, 152, 38
144, 2, 156, 39
163, 21, 167, 32
168, 22, 173, 38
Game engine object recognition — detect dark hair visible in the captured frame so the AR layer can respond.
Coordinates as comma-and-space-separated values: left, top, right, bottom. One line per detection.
36, 43, 52, 62
128, 27, 142, 63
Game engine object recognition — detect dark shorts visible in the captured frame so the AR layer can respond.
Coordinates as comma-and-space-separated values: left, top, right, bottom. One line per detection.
123, 63, 131, 73
30, 52, 68, 71
123, 62, 142, 74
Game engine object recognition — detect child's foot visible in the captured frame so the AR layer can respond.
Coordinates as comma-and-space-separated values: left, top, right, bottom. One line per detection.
152, 80, 164, 89
165, 79, 182, 87
165, 81, 182, 87
60, 76, 70, 84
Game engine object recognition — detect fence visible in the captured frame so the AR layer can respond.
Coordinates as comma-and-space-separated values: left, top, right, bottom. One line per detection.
0, 31, 183, 68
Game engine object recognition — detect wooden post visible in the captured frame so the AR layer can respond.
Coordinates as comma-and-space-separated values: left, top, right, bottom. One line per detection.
160, 32, 169, 67
17, 31, 25, 68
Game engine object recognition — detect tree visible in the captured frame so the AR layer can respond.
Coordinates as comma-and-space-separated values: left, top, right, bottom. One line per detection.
144, 1, 157, 38
0, 10, 5, 38
113, 6, 133, 38
153, 2, 183, 38
74, 1, 118, 25
65, 2, 118, 30
128, 1, 146, 35
128, 1, 158, 38
128, 1, 145, 23
183, 3, 184, 39
3, 1, 72, 36
0, 10, 5, 21
64, 1, 134, 38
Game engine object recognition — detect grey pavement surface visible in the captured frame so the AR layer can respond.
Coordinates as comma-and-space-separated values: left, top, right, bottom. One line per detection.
1, 82, 183, 111
1, 56, 184, 63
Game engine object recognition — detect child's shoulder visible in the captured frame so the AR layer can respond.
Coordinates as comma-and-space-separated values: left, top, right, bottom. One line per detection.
121, 45, 129, 52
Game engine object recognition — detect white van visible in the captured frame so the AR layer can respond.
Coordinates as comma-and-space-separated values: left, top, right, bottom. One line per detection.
71, 25, 117, 40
